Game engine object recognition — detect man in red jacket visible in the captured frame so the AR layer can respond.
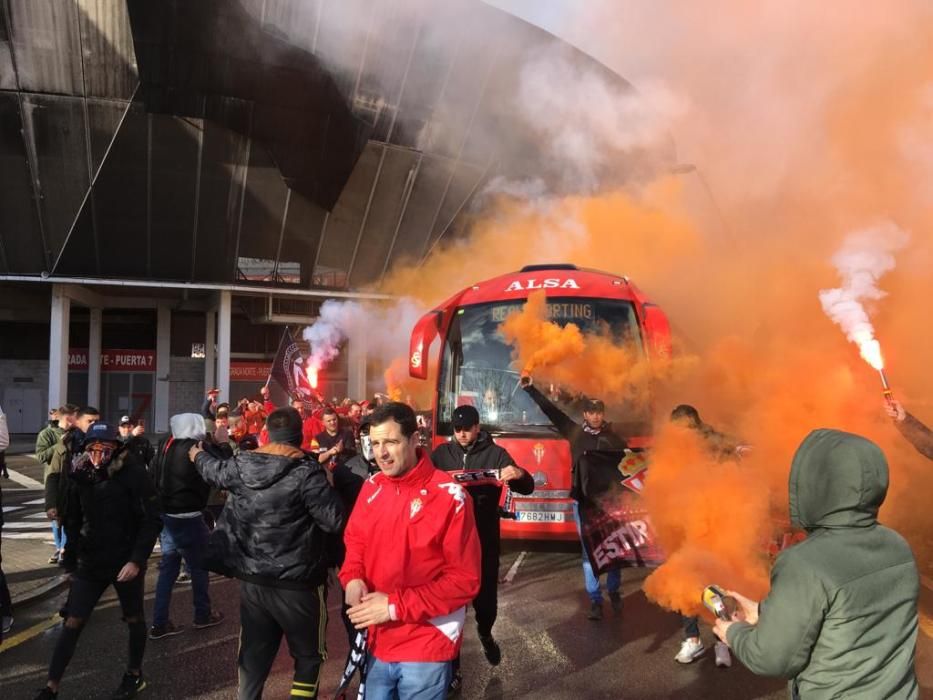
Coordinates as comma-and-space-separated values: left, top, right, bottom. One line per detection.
341, 402, 481, 700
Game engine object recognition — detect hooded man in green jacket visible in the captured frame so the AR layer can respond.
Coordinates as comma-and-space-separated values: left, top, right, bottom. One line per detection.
713, 429, 919, 699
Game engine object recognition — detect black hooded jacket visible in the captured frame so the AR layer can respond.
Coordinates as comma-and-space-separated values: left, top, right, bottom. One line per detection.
523, 384, 626, 501
431, 431, 534, 547
61, 446, 163, 577
193, 443, 345, 589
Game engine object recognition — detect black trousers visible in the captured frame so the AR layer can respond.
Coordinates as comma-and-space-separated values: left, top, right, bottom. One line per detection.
474, 545, 500, 637
453, 543, 500, 674
238, 581, 327, 700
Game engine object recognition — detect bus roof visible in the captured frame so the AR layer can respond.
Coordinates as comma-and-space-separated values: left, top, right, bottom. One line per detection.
437, 264, 654, 308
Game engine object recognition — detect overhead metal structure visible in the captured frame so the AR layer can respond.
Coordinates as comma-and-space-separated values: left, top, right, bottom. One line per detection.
0, 0, 654, 291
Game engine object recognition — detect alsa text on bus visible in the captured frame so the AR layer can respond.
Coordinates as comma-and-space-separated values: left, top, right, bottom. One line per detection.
504, 278, 581, 292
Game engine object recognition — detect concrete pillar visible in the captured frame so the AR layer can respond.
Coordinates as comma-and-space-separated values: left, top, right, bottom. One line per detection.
48, 284, 71, 410
204, 308, 216, 392
87, 308, 102, 407
155, 304, 171, 433
348, 336, 368, 400
217, 290, 232, 405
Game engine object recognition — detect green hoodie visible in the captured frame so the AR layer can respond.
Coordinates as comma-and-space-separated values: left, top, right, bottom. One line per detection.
727, 429, 919, 699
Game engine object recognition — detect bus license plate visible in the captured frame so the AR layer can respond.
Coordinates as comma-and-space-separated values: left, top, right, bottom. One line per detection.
515, 511, 568, 523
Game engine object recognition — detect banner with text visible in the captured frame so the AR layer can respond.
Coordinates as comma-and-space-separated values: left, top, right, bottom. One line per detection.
578, 449, 665, 573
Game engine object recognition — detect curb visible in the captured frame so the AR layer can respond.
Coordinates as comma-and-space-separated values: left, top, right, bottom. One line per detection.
11, 575, 68, 608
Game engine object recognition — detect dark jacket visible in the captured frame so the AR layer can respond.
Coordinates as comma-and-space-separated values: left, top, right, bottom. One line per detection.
332, 454, 376, 514
897, 412, 933, 461
431, 431, 534, 547
315, 428, 357, 468
727, 430, 919, 700
151, 414, 223, 515
523, 384, 626, 501
193, 443, 345, 589
200, 397, 217, 420
61, 446, 163, 578
121, 434, 155, 469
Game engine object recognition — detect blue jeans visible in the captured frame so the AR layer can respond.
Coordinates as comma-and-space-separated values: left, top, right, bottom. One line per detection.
364, 659, 451, 700
152, 515, 211, 627
572, 502, 621, 604
52, 520, 67, 551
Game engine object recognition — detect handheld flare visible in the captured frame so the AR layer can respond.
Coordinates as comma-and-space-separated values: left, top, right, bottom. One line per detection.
878, 368, 895, 406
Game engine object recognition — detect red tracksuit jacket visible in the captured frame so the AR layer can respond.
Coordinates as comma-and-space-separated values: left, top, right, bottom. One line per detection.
339, 452, 482, 662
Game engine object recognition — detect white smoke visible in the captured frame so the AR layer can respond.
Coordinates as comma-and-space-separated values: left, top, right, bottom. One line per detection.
303, 297, 427, 374
818, 222, 909, 363
516, 50, 686, 191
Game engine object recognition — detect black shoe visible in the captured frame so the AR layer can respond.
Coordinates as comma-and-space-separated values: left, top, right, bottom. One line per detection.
479, 634, 501, 666
33, 688, 57, 700
609, 592, 623, 613
193, 610, 224, 629
587, 601, 603, 621
447, 669, 462, 696
111, 673, 147, 699
148, 621, 185, 640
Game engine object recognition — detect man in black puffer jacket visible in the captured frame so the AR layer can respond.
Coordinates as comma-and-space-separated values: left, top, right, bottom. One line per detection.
149, 414, 227, 640
34, 423, 162, 700
431, 405, 534, 688
189, 408, 344, 700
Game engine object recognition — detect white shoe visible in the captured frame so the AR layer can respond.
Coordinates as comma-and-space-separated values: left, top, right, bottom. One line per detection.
714, 641, 732, 668
1, 616, 13, 634
675, 637, 705, 664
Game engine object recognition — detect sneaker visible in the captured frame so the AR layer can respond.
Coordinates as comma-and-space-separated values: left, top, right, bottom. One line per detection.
479, 634, 501, 666
675, 637, 705, 664
148, 621, 185, 640
111, 672, 147, 699
193, 610, 224, 629
176, 572, 192, 584
48, 552, 59, 565
33, 688, 57, 699
2, 615, 13, 634
447, 669, 462, 696
587, 601, 603, 621
714, 641, 732, 668
609, 591, 623, 613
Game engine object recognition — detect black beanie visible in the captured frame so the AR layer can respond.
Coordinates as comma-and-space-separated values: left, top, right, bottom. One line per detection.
266, 407, 304, 447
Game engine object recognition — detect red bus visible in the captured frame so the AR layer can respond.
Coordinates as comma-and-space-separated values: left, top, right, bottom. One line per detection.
409, 264, 673, 540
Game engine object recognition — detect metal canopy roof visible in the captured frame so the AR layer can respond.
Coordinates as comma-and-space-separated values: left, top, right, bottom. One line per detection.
0, 0, 651, 291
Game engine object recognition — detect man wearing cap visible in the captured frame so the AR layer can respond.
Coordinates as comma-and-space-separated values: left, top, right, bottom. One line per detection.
119, 417, 155, 469
521, 378, 626, 620
431, 404, 534, 690
34, 422, 162, 700
201, 388, 220, 421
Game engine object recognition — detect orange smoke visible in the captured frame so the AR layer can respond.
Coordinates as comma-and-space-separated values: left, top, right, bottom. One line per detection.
499, 289, 695, 404
642, 423, 772, 617
371, 1, 933, 595
383, 356, 431, 409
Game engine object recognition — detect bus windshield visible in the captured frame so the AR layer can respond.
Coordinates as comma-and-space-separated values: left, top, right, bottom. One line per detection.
437, 298, 646, 436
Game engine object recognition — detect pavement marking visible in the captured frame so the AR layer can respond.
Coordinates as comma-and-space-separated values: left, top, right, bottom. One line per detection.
1, 532, 52, 540
0, 614, 61, 654
6, 469, 44, 490
23, 498, 47, 506
2, 506, 25, 513
502, 551, 528, 584
921, 613, 933, 639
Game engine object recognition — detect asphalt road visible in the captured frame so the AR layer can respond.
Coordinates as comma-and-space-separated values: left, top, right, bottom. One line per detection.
1, 544, 931, 700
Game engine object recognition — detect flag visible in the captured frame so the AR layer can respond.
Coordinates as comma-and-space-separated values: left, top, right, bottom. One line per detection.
577, 449, 665, 574
269, 327, 316, 408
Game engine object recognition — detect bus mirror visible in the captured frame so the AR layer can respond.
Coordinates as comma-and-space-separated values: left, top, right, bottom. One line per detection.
409, 311, 442, 379
642, 304, 673, 361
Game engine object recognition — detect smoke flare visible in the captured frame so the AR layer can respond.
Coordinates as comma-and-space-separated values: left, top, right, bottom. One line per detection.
818, 222, 909, 370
